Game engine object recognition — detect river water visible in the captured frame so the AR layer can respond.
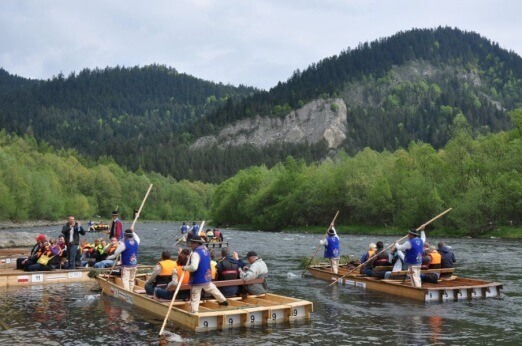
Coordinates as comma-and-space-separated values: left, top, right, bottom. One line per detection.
0, 222, 520, 345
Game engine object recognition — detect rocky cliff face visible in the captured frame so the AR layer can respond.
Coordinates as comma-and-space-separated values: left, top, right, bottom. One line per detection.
191, 98, 348, 150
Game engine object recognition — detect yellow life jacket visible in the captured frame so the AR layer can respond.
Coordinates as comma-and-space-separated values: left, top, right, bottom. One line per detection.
159, 259, 177, 276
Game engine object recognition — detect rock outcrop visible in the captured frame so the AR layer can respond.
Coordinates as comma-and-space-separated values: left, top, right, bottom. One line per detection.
191, 98, 348, 150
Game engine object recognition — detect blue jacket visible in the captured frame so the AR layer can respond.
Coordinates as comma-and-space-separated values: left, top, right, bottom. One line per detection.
190, 246, 212, 285
438, 246, 456, 268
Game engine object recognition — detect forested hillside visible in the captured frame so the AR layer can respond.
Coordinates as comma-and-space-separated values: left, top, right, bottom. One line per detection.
188, 28, 522, 176
210, 110, 522, 233
0, 131, 213, 222
0, 64, 256, 179
0, 27, 521, 183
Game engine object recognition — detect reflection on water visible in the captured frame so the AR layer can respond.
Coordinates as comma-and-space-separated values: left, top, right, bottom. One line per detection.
1, 222, 521, 344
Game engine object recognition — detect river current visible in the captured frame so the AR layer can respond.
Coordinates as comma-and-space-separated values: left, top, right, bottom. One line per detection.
0, 222, 520, 345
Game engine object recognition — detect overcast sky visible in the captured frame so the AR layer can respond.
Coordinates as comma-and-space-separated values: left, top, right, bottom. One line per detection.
1, 0, 520, 90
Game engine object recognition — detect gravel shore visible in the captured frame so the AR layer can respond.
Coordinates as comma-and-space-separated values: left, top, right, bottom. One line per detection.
0, 220, 62, 230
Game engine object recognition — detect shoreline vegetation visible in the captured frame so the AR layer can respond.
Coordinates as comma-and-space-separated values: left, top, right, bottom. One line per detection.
1, 220, 520, 240
236, 224, 522, 239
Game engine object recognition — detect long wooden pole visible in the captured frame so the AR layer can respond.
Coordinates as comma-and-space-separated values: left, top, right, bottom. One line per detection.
102, 184, 153, 294
158, 268, 188, 335
131, 183, 153, 229
301, 211, 340, 277
328, 207, 452, 287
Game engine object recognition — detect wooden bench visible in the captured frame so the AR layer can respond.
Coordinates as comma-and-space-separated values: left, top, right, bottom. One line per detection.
132, 278, 266, 295
374, 266, 393, 271
177, 277, 265, 291
390, 268, 456, 281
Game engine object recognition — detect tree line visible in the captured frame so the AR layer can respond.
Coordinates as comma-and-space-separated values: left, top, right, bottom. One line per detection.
0, 130, 214, 222
210, 110, 522, 234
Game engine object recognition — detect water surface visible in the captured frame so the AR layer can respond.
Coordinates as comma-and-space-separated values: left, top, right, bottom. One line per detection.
1, 222, 520, 345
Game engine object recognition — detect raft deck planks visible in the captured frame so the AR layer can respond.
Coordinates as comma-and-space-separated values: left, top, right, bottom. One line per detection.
96, 275, 313, 332
307, 264, 502, 302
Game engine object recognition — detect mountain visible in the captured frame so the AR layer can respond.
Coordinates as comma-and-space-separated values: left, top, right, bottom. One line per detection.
1, 27, 521, 183
191, 27, 521, 155
0, 64, 257, 174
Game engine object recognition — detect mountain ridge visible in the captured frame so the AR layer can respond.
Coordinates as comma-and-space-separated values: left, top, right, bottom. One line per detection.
0, 27, 521, 183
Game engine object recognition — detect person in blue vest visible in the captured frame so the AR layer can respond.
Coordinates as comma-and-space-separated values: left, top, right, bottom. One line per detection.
395, 228, 426, 287
179, 221, 189, 242
189, 222, 200, 239
319, 224, 341, 274
182, 236, 228, 313
107, 228, 140, 291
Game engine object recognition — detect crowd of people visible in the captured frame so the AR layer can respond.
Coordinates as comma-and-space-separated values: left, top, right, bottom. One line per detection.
145, 236, 268, 313
15, 215, 268, 313
16, 211, 127, 272
320, 225, 457, 288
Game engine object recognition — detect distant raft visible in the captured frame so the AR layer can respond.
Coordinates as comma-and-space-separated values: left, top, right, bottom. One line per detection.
307, 263, 503, 303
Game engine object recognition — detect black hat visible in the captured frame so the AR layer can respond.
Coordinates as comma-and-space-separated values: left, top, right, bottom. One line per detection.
408, 228, 419, 236
190, 235, 204, 244
327, 228, 335, 236
124, 229, 133, 237
112, 210, 119, 216
246, 251, 257, 258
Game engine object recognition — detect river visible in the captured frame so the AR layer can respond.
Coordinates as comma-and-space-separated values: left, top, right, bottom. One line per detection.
0, 222, 520, 345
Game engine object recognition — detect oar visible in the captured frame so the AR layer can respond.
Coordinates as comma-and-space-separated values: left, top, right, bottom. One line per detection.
328, 207, 452, 287
159, 254, 192, 336
301, 211, 340, 277
102, 184, 153, 293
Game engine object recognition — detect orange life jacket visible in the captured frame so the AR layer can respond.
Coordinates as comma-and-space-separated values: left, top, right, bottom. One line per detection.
429, 251, 442, 267
174, 263, 190, 284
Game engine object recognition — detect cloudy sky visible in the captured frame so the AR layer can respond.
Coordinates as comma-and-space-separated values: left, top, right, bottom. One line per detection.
1, 0, 520, 90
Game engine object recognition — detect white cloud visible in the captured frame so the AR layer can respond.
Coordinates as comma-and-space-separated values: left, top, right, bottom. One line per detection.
0, 0, 520, 89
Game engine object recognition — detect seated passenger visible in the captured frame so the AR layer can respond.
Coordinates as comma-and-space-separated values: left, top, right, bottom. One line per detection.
360, 243, 377, 276
56, 235, 68, 268
26, 239, 62, 271
93, 237, 119, 268
238, 251, 268, 295
428, 245, 442, 269
145, 250, 177, 295
371, 241, 391, 278
205, 228, 214, 242
213, 229, 224, 242
384, 247, 408, 279
437, 242, 456, 268
154, 249, 191, 300
94, 239, 107, 263
216, 248, 240, 297
421, 248, 431, 270
17, 234, 47, 270
80, 239, 95, 267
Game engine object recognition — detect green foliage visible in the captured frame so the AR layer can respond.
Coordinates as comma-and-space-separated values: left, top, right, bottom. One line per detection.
211, 116, 522, 235
0, 132, 214, 222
